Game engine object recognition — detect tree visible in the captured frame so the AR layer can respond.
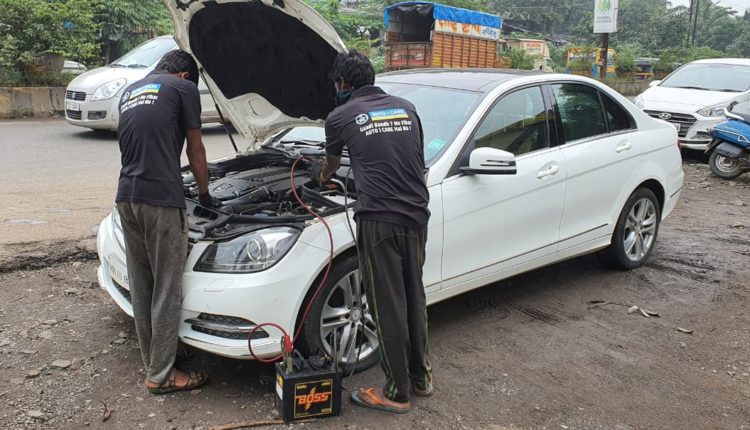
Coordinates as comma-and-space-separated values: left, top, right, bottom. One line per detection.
509, 47, 534, 69
95, 0, 174, 63
0, 0, 99, 80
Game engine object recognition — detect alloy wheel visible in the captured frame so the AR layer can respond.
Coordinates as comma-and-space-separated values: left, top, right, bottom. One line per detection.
714, 154, 741, 174
623, 197, 657, 262
319, 269, 378, 365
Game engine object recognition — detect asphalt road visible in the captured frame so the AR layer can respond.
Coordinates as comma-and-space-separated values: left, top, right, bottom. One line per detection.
0, 119, 242, 250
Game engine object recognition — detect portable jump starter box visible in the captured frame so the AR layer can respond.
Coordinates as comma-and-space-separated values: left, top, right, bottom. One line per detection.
275, 358, 342, 423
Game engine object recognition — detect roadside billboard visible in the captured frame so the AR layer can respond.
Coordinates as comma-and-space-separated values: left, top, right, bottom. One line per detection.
593, 0, 618, 33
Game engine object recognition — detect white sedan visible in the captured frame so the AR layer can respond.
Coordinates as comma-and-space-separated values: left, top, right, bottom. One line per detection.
96, 0, 684, 371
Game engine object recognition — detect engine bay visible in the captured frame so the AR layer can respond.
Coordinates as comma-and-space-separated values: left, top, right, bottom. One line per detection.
181, 148, 355, 240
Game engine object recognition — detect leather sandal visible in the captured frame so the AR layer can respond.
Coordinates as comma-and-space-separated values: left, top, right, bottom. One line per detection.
146, 368, 208, 395
350, 387, 411, 414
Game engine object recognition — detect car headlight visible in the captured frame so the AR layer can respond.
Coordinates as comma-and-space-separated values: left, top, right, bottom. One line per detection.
696, 103, 730, 118
633, 95, 644, 109
195, 227, 301, 273
91, 78, 127, 101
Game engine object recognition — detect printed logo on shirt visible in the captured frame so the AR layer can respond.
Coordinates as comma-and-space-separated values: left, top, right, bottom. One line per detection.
368, 108, 408, 122
128, 83, 161, 99
355, 113, 370, 125
358, 107, 413, 137
120, 83, 161, 114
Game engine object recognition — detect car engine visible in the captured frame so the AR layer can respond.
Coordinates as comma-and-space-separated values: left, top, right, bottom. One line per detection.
181, 149, 354, 237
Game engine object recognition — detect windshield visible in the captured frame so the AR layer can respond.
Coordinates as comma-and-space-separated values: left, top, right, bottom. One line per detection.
661, 63, 750, 92
111, 37, 176, 68
278, 126, 325, 143
378, 82, 481, 165
268, 84, 480, 166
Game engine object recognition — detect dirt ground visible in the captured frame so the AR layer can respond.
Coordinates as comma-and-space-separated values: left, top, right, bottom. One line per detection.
1, 158, 749, 430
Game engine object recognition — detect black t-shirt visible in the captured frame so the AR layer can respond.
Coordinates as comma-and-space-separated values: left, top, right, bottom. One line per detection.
325, 85, 430, 228
115, 71, 201, 208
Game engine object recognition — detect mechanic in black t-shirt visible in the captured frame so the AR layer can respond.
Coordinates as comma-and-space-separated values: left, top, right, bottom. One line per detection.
312, 50, 432, 414
115, 50, 211, 395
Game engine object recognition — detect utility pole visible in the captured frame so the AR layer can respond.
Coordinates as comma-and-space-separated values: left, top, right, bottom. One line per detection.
601, 33, 610, 79
687, 0, 694, 45
691, 0, 700, 45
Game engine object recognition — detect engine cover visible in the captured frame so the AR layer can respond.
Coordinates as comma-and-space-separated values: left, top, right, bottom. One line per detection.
209, 167, 305, 201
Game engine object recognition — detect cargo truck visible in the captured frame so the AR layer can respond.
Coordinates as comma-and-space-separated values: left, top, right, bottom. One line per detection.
384, 2, 503, 71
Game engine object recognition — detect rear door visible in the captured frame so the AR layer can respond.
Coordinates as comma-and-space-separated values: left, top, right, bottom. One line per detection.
549, 82, 644, 251
440, 85, 567, 288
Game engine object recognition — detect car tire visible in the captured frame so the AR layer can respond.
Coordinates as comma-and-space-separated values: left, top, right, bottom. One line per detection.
300, 254, 379, 374
601, 188, 661, 270
709, 150, 744, 180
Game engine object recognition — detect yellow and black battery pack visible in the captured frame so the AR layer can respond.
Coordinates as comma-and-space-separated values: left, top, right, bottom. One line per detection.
275, 362, 341, 423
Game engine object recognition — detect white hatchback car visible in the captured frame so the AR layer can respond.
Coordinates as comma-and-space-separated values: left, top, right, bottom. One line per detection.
64, 35, 219, 131
96, 0, 684, 370
634, 58, 750, 151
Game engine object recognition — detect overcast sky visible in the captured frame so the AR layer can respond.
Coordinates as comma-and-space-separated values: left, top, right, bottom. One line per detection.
671, 0, 750, 13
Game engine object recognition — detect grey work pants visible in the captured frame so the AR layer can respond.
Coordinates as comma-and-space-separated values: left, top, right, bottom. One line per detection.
357, 219, 431, 403
117, 202, 188, 384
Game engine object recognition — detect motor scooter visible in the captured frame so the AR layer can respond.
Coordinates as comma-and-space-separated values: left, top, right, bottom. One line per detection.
706, 103, 750, 180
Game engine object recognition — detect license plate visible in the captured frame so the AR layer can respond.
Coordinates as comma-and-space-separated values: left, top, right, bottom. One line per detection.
108, 254, 129, 288
671, 123, 681, 133
65, 100, 81, 111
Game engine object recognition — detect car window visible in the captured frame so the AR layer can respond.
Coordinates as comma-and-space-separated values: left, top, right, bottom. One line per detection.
551, 83, 607, 142
472, 86, 548, 156
601, 93, 635, 132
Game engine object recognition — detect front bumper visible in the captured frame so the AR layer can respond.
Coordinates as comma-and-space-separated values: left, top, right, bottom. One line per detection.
644, 109, 721, 151
64, 89, 119, 130
95, 213, 329, 359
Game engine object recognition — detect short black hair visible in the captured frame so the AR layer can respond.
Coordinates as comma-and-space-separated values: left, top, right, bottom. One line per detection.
155, 50, 199, 85
329, 49, 375, 89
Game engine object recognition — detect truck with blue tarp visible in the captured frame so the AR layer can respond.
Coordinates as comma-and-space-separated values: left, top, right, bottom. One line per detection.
384, 1, 503, 71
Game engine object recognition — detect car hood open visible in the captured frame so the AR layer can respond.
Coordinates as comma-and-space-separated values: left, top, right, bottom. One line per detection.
164, 0, 346, 149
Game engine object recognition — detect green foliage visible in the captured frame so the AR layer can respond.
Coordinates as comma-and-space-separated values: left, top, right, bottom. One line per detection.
509, 47, 534, 70
96, 0, 174, 63
0, 0, 99, 74
97, 0, 172, 41
10, 106, 34, 119
613, 45, 638, 74
569, 46, 596, 73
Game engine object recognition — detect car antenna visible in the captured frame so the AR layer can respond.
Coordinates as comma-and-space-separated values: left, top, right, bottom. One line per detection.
199, 68, 239, 153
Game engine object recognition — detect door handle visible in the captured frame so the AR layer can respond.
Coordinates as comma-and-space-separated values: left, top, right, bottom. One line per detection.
616, 141, 633, 153
537, 164, 560, 179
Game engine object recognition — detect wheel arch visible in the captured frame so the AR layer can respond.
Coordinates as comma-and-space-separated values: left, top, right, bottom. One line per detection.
292, 246, 358, 334
636, 178, 665, 212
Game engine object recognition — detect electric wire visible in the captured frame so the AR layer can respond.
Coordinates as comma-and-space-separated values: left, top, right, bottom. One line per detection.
247, 156, 335, 364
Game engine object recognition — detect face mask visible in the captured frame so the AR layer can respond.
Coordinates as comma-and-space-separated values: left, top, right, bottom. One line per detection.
335, 90, 352, 106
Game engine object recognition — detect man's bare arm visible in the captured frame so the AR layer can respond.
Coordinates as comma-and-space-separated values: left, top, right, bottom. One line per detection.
186, 128, 209, 194
320, 154, 341, 182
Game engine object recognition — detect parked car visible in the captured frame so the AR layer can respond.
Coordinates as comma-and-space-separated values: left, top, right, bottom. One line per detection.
64, 36, 219, 131
61, 60, 87, 75
634, 58, 750, 151
96, 0, 684, 370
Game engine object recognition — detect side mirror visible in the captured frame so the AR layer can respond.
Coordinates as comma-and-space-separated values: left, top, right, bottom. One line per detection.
460, 147, 517, 175
649, 80, 661, 88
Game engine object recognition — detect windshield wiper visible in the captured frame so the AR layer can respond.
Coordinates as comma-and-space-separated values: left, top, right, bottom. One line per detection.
109, 63, 126, 68
673, 85, 710, 91
279, 139, 324, 146
126, 64, 147, 68
716, 88, 741, 92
